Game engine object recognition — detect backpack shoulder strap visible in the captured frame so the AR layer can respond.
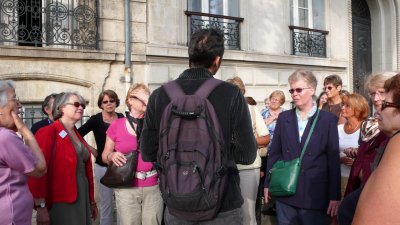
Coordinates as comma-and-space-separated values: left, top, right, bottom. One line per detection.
195, 78, 222, 98
163, 81, 185, 100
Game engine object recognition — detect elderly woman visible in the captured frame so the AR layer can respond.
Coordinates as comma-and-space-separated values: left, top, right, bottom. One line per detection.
261, 90, 286, 142
338, 93, 369, 195
338, 73, 393, 225
226, 76, 270, 225
0, 80, 46, 225
264, 70, 341, 225
29, 92, 97, 225
102, 84, 163, 225
352, 74, 400, 224
78, 90, 124, 225
322, 74, 346, 124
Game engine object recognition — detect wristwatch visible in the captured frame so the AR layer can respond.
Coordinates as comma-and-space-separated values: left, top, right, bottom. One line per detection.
35, 202, 46, 208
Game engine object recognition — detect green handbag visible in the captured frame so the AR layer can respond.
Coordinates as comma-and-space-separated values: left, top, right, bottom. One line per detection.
268, 110, 320, 197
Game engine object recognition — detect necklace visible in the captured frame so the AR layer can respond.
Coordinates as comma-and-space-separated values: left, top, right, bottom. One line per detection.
344, 122, 361, 134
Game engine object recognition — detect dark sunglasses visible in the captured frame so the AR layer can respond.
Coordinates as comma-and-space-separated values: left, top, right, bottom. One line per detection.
66, 102, 86, 109
323, 86, 334, 91
102, 99, 116, 104
289, 87, 311, 94
381, 100, 400, 111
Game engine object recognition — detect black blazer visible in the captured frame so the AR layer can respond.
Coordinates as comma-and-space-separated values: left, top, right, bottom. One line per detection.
265, 108, 341, 210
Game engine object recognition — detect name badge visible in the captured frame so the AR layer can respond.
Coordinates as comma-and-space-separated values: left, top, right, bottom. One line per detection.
59, 130, 68, 138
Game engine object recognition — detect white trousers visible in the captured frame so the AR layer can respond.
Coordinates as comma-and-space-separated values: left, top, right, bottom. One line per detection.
239, 168, 260, 225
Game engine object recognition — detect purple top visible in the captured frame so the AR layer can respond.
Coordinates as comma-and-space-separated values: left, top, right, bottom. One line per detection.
0, 127, 37, 225
107, 118, 157, 187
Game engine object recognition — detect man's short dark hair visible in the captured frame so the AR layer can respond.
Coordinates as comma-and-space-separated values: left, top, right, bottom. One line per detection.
324, 74, 343, 87
42, 93, 58, 115
188, 28, 225, 68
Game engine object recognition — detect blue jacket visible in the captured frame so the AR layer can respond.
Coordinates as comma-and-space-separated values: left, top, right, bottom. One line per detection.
265, 108, 341, 210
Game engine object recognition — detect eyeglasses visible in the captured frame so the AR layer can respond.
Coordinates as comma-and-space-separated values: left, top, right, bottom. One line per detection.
289, 87, 312, 94
369, 91, 386, 99
323, 86, 334, 91
8, 97, 19, 102
66, 102, 86, 109
381, 100, 400, 111
102, 99, 116, 104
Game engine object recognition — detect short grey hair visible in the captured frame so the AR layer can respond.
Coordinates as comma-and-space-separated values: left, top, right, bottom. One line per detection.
288, 70, 318, 89
0, 80, 16, 107
52, 92, 85, 120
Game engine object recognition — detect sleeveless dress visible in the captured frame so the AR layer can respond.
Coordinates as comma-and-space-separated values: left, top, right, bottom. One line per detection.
50, 141, 91, 225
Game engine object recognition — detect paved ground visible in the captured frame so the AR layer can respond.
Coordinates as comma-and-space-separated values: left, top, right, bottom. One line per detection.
33, 208, 278, 225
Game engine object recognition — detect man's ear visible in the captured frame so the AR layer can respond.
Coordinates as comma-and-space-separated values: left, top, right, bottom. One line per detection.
209, 56, 222, 75
337, 85, 342, 91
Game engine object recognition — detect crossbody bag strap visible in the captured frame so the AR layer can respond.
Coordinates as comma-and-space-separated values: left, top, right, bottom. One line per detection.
299, 109, 320, 162
125, 113, 139, 151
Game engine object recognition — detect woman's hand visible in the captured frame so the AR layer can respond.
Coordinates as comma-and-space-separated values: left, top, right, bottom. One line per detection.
344, 147, 358, 158
36, 207, 50, 225
11, 111, 28, 134
109, 152, 127, 167
91, 202, 98, 220
340, 156, 354, 166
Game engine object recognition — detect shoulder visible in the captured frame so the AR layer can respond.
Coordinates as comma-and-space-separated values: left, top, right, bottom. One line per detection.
116, 112, 124, 118
319, 110, 338, 121
0, 127, 18, 142
279, 108, 295, 117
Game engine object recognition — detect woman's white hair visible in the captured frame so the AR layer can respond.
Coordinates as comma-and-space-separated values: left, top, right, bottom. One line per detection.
0, 80, 15, 107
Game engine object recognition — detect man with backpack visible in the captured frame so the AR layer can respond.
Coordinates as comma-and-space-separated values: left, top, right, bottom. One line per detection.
140, 28, 257, 224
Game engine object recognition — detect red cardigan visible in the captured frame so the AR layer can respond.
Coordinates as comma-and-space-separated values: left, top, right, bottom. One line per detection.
28, 120, 94, 208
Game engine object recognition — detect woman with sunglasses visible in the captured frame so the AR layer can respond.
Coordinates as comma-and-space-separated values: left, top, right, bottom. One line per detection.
102, 84, 163, 225
264, 70, 341, 225
78, 90, 123, 225
322, 74, 346, 124
338, 73, 393, 225
352, 74, 400, 224
29, 92, 98, 225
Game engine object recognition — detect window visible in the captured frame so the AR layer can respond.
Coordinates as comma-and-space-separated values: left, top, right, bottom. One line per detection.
188, 0, 239, 17
290, 0, 324, 30
290, 0, 328, 57
185, 0, 243, 50
22, 104, 89, 130
0, 0, 99, 49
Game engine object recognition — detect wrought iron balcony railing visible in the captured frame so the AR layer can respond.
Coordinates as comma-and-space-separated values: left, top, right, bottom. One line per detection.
185, 11, 243, 50
0, 0, 98, 49
290, 26, 328, 58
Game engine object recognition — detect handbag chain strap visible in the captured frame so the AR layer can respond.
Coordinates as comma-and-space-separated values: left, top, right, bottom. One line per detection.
299, 109, 320, 163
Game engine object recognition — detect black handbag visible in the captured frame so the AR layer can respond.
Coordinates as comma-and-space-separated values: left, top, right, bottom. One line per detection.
100, 151, 138, 188
100, 115, 140, 188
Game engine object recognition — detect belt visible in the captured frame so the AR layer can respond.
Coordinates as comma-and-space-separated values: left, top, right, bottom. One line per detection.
135, 170, 158, 180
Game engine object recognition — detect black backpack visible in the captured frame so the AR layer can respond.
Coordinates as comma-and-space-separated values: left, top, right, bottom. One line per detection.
157, 78, 228, 221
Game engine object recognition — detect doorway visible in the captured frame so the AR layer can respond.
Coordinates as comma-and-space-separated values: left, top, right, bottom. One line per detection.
352, 0, 372, 96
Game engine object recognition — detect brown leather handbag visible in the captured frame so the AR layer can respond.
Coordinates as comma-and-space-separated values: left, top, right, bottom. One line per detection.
100, 151, 138, 188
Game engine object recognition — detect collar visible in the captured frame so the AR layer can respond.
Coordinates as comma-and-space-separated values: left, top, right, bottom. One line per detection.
295, 105, 317, 121
178, 68, 213, 79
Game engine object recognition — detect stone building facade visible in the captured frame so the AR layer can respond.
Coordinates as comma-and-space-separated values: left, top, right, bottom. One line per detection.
0, 0, 399, 127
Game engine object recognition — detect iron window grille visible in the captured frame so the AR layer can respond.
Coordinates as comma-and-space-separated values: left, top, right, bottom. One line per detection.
185, 10, 243, 50
0, 0, 99, 49
290, 25, 328, 58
